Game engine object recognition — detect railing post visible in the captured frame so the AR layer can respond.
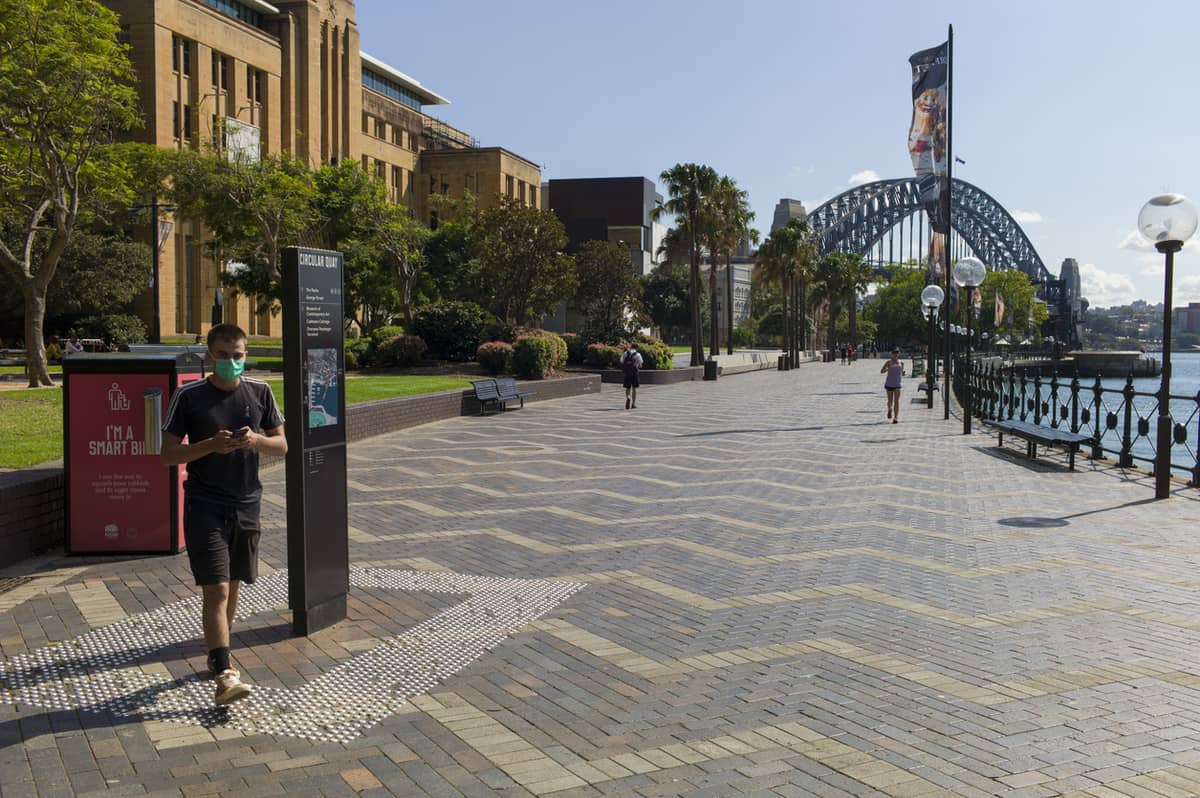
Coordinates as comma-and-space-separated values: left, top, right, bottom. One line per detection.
1092, 375, 1104, 460
1070, 372, 1080, 435
1033, 372, 1043, 425
1120, 373, 1135, 468
1019, 369, 1028, 422
1049, 370, 1060, 429
1194, 390, 1200, 487
1007, 366, 1016, 420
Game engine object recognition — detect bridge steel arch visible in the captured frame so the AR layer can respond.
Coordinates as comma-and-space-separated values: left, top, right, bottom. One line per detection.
806, 178, 1052, 284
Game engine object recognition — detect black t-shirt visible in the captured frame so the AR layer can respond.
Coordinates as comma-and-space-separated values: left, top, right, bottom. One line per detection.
163, 376, 285, 505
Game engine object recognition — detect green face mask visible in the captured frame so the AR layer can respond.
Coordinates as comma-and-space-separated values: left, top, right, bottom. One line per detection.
214, 358, 245, 381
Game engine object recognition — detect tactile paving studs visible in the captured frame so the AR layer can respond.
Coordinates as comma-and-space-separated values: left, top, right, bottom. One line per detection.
0, 568, 584, 743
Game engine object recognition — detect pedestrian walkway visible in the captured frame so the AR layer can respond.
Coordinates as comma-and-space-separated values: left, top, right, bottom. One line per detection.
2, 361, 1200, 796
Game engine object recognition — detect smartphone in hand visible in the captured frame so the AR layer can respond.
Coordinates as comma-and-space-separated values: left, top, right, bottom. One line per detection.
232, 427, 248, 439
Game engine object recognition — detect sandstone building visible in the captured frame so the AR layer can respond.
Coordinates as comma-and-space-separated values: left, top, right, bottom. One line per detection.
102, 0, 540, 337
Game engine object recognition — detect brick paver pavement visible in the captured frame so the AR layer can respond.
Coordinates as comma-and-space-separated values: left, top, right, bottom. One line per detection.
3, 360, 1200, 797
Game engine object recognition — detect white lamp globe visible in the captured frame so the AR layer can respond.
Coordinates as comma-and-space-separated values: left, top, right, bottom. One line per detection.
952, 256, 986, 288
1138, 193, 1198, 247
920, 284, 945, 309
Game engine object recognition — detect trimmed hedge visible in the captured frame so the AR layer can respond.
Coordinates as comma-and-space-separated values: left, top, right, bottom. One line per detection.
377, 334, 428, 368
584, 342, 622, 369
562, 332, 588, 365
633, 335, 673, 370
513, 330, 567, 380
476, 341, 514, 374
411, 301, 489, 361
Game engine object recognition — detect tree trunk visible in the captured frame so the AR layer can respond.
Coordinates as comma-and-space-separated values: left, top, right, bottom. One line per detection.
848, 287, 858, 345
401, 268, 414, 327
725, 253, 734, 355
709, 254, 718, 358
21, 282, 53, 388
689, 228, 702, 367
781, 274, 790, 357
792, 278, 800, 365
798, 279, 807, 353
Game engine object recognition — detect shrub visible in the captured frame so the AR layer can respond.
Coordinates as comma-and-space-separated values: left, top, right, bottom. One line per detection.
633, 334, 673, 370
476, 341, 514, 374
369, 325, 405, 349
732, 317, 757, 348
562, 332, 588, 365
584, 342, 622, 369
346, 336, 370, 363
410, 301, 489, 360
343, 348, 359, 370
376, 334, 427, 368
75, 314, 147, 347
483, 320, 523, 344
512, 330, 566, 380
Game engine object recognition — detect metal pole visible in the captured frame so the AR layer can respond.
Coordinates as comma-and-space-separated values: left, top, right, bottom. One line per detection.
150, 200, 162, 344
963, 299, 973, 434
1155, 243, 1177, 499
927, 307, 936, 408
943, 23, 954, 419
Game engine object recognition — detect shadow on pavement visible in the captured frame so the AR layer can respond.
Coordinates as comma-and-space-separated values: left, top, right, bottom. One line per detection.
998, 497, 1159, 528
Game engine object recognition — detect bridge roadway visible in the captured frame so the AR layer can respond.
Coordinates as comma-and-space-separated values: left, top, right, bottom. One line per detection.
2, 360, 1200, 796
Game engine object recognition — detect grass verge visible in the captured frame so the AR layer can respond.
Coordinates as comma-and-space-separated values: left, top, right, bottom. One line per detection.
1, 375, 473, 468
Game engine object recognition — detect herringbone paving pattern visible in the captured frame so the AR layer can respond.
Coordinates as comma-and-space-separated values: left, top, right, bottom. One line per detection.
3, 360, 1200, 796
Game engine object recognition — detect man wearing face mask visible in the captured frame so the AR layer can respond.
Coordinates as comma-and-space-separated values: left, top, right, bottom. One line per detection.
161, 323, 287, 705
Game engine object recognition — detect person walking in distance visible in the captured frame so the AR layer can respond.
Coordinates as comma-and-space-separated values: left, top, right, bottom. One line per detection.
160, 324, 287, 705
620, 342, 643, 410
881, 348, 904, 423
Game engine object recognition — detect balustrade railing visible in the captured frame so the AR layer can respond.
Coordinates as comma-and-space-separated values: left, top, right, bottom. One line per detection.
953, 357, 1200, 486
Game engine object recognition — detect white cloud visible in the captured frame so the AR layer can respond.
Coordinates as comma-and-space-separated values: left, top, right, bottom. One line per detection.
1176, 275, 1200, 305
1078, 263, 1137, 307
848, 170, 882, 187
1119, 229, 1154, 251
1011, 210, 1042, 224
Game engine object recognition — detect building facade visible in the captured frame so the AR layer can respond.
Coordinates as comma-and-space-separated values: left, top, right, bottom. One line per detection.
546, 177, 664, 277
772, 198, 807, 232
103, 0, 540, 338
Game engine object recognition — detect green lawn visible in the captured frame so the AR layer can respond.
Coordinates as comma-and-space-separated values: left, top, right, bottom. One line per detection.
0, 388, 63, 468
669, 345, 690, 354
0, 365, 62, 375
0, 374, 472, 468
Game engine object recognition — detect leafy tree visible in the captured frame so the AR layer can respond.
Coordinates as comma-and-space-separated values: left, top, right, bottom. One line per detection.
472, 197, 576, 325
703, 175, 757, 356
48, 232, 151, 319
573, 240, 644, 344
641, 261, 692, 343
654, 163, 718, 366
172, 150, 318, 309
0, 0, 141, 386
865, 266, 927, 347
375, 204, 431, 327
973, 268, 1046, 338
757, 219, 817, 361
424, 192, 479, 302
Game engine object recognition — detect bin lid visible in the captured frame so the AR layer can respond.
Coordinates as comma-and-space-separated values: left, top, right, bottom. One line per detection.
62, 351, 205, 373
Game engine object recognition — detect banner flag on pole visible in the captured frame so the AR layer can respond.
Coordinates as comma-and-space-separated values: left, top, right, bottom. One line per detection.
994, 293, 1005, 327
908, 41, 950, 236
973, 287, 982, 312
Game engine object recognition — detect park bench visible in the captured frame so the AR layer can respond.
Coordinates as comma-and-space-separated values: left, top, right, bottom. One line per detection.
984, 418, 1090, 471
471, 379, 504, 415
495, 377, 535, 410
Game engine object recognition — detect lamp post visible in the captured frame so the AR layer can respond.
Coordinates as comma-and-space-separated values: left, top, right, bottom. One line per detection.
1138, 193, 1198, 499
920, 284, 944, 409
130, 200, 176, 344
952, 257, 986, 434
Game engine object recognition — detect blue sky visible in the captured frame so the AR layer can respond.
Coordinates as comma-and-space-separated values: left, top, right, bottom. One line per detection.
357, 0, 1200, 308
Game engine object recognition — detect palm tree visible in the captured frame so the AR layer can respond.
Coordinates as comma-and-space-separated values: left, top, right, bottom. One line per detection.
814, 253, 848, 356
654, 163, 718, 367
773, 219, 817, 364
754, 234, 787, 354
709, 176, 757, 355
842, 253, 873, 349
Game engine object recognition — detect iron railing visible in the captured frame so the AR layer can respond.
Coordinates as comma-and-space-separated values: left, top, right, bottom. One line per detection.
954, 357, 1200, 486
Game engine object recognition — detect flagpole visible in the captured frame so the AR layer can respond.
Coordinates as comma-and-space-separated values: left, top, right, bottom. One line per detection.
943, 23, 953, 419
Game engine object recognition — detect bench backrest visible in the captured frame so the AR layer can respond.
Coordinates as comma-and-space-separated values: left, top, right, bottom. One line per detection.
495, 377, 520, 398
472, 379, 500, 400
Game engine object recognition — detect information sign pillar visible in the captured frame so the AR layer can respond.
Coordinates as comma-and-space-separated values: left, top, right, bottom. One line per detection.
282, 246, 349, 636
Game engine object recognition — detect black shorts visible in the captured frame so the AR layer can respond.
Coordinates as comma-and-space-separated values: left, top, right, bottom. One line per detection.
623, 374, 640, 389
886, 386, 901, 393
183, 496, 261, 586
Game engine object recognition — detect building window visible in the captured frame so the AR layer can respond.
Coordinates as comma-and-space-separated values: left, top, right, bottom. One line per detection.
374, 118, 386, 139
362, 154, 369, 170
211, 51, 219, 86
172, 35, 180, 72
361, 67, 423, 111
172, 101, 180, 139
429, 175, 436, 194
406, 170, 414, 196
465, 173, 474, 192
362, 112, 369, 133
181, 39, 191, 77
199, 0, 265, 29
183, 104, 192, 139
375, 159, 385, 180
506, 175, 514, 197
391, 127, 402, 146
518, 181, 526, 203
529, 185, 537, 207
392, 166, 402, 200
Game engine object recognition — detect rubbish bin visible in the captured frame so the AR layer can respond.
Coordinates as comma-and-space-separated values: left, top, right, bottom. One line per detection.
778, 355, 786, 371
63, 352, 204, 554
703, 358, 718, 381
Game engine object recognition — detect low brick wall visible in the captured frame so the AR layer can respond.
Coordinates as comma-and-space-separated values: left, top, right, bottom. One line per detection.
0, 468, 65, 566
0, 374, 600, 568
586, 367, 705, 385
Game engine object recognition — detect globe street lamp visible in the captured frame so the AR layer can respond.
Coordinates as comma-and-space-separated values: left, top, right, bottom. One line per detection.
1138, 193, 1198, 499
952, 257, 987, 434
920, 284, 944, 409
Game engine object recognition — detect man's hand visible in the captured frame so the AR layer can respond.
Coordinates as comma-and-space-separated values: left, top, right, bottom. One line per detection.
208, 429, 245, 455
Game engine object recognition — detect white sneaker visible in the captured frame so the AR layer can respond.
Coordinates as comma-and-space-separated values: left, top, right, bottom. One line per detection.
214, 668, 251, 705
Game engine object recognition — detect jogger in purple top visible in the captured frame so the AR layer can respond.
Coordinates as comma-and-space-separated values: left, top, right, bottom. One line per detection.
880, 348, 904, 423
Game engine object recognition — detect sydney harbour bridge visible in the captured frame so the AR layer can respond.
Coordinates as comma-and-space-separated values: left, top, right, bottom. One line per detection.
803, 177, 1083, 347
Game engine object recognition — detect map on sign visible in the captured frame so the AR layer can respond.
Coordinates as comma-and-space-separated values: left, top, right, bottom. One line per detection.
306, 347, 339, 429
